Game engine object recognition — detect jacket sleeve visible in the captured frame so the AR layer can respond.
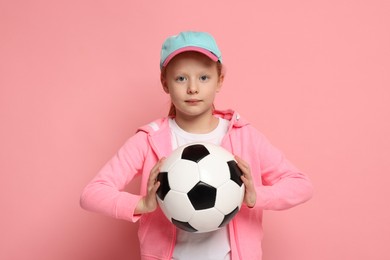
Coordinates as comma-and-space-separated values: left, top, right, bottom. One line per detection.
79, 132, 149, 222
252, 130, 314, 210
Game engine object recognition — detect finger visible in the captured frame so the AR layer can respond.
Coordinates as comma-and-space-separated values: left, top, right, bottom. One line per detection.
234, 155, 243, 164
240, 174, 250, 185
151, 181, 160, 194
149, 158, 165, 185
235, 156, 253, 178
151, 158, 165, 173
235, 155, 250, 170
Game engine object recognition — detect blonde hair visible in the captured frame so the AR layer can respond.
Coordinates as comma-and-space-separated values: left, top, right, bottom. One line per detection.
161, 61, 224, 117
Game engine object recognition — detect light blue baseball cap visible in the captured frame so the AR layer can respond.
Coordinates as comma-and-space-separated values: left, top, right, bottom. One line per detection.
160, 31, 222, 69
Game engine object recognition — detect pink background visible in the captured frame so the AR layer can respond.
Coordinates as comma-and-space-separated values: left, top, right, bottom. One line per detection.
1, 1, 389, 259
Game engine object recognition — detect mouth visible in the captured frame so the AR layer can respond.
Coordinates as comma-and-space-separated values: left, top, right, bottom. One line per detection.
185, 99, 202, 104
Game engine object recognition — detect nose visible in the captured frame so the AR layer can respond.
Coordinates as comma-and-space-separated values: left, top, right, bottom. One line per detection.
187, 80, 199, 94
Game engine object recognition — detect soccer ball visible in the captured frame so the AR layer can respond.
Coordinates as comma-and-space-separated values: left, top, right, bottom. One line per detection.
156, 142, 245, 233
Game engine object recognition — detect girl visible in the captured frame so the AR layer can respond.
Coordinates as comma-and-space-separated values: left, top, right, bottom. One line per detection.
80, 31, 313, 260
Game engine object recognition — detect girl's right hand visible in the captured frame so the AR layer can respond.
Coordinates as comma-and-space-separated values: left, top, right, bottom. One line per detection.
135, 158, 165, 215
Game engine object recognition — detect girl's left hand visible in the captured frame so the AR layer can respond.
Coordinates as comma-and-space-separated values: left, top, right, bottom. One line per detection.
235, 155, 256, 208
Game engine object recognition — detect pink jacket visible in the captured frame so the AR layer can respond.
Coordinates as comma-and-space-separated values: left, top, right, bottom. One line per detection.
80, 109, 313, 260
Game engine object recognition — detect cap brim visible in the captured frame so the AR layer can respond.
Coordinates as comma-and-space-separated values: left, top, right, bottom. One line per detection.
162, 46, 219, 68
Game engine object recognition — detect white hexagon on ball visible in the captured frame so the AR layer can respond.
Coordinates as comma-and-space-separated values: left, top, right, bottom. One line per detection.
160, 190, 194, 222
168, 160, 200, 193
215, 181, 245, 214
198, 154, 230, 188
189, 208, 225, 233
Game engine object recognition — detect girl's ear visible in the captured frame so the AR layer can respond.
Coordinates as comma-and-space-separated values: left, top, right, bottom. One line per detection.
161, 74, 169, 93
216, 73, 225, 93
216, 63, 226, 93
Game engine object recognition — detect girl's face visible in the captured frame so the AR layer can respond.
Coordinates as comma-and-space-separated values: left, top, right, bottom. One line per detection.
162, 51, 223, 121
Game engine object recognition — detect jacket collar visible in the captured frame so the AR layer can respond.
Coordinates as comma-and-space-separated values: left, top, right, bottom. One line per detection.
213, 109, 248, 128
136, 109, 248, 158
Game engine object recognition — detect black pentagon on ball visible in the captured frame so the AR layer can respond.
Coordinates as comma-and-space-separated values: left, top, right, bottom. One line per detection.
187, 181, 217, 210
181, 144, 210, 163
172, 218, 198, 232
218, 206, 239, 228
156, 171, 170, 200
227, 160, 243, 186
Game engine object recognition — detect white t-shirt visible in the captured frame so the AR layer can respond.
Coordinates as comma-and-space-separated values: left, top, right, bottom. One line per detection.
169, 117, 231, 260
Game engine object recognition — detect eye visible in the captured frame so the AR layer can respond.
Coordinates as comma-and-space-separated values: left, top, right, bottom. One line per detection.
200, 75, 209, 81
175, 76, 187, 82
